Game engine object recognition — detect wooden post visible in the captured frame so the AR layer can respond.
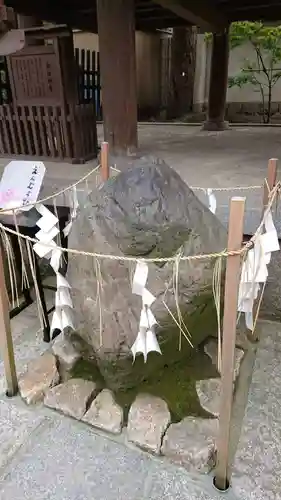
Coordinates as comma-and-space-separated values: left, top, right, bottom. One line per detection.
101, 141, 109, 182
97, 0, 138, 155
203, 29, 230, 131
263, 158, 277, 210
0, 244, 18, 397
251, 157, 279, 342
215, 196, 245, 491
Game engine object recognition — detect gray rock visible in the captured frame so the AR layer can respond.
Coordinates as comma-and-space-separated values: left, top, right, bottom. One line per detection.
82, 389, 123, 434
68, 157, 227, 389
162, 416, 218, 473
204, 338, 244, 381
261, 252, 281, 321
52, 334, 81, 371
19, 352, 59, 404
196, 378, 221, 417
127, 393, 171, 454
44, 379, 97, 420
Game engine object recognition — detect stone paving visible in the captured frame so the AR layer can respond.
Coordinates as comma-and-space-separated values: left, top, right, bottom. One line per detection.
0, 292, 280, 499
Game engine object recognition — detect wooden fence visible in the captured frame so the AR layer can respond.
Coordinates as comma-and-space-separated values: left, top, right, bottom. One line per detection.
0, 103, 97, 163
75, 48, 102, 121
0, 56, 11, 105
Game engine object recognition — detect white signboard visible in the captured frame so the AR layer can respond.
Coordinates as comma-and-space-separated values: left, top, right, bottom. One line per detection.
0, 161, 46, 211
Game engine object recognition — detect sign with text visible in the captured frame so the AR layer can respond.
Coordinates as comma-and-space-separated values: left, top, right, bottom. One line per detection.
0, 161, 46, 211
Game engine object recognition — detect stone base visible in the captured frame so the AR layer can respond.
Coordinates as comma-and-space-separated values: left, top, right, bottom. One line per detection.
161, 417, 218, 473
44, 379, 98, 420
127, 394, 171, 455
19, 352, 60, 405
202, 120, 230, 131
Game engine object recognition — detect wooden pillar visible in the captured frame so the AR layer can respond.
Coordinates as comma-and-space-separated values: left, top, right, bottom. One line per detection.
97, 0, 138, 155
168, 27, 197, 119
203, 29, 229, 131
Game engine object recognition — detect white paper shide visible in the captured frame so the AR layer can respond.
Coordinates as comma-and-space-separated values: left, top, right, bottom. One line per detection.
205, 188, 217, 214
33, 203, 74, 335
238, 210, 279, 330
131, 262, 161, 362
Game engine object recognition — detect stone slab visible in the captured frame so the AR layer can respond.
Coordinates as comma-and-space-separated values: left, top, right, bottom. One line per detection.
0, 412, 235, 500
82, 389, 123, 434
197, 340, 245, 417
162, 416, 218, 473
44, 379, 97, 420
127, 394, 171, 454
19, 352, 59, 404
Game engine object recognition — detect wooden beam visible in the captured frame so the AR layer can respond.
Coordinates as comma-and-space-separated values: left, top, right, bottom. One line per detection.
229, 8, 281, 22
6, 0, 97, 32
153, 0, 227, 31
227, 0, 281, 13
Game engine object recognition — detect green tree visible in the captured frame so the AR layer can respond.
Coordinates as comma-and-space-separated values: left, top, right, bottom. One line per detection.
228, 22, 281, 123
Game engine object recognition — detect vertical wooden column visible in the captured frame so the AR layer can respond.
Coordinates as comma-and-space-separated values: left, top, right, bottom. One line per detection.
250, 158, 278, 342
0, 243, 18, 397
168, 27, 197, 118
215, 197, 245, 491
97, 0, 138, 155
203, 29, 229, 131
101, 141, 109, 181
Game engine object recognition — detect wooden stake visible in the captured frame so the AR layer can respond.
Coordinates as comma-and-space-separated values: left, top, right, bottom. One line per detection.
263, 157, 277, 212
215, 196, 245, 491
101, 141, 109, 182
0, 244, 18, 397
252, 157, 279, 341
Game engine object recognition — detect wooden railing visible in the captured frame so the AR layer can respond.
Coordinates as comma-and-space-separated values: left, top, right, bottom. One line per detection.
0, 103, 97, 163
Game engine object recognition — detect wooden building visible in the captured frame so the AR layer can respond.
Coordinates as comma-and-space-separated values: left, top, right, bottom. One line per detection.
3, 0, 281, 155
0, 23, 97, 162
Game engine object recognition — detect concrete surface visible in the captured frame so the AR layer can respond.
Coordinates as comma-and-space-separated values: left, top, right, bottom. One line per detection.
0, 123, 277, 195
0, 124, 280, 235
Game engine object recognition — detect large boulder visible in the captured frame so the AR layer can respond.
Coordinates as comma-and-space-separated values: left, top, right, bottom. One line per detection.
67, 157, 227, 390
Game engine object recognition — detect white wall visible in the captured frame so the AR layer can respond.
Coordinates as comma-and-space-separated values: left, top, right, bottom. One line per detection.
193, 35, 281, 108
227, 42, 281, 103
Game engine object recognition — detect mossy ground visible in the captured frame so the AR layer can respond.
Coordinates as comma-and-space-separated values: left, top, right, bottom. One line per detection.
71, 349, 217, 423
71, 293, 219, 423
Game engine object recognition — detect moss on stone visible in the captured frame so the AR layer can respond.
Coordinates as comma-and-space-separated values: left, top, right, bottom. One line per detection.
97, 289, 218, 391
70, 290, 219, 423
